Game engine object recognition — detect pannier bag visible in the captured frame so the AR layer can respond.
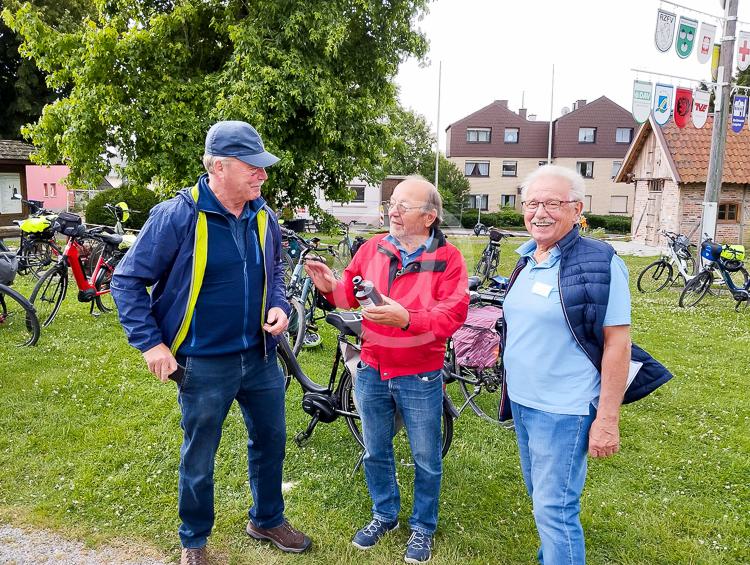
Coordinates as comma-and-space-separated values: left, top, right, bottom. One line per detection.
452, 306, 502, 370
53, 212, 84, 237
720, 244, 745, 262
19, 216, 52, 236
489, 228, 503, 243
700, 241, 723, 261
0, 252, 18, 286
351, 236, 366, 257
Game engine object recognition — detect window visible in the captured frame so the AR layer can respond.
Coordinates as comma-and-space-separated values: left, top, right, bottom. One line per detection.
504, 128, 519, 143
348, 184, 365, 203
611, 161, 622, 179
584, 195, 592, 212
500, 195, 516, 208
616, 128, 633, 144
43, 182, 57, 198
502, 161, 518, 177
578, 127, 596, 143
718, 202, 739, 222
466, 128, 491, 143
648, 179, 664, 192
0, 173, 22, 214
576, 161, 594, 178
465, 161, 490, 177
467, 194, 489, 211
610, 196, 628, 214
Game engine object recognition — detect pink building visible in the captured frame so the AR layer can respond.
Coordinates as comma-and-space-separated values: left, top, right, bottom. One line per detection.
25, 164, 71, 211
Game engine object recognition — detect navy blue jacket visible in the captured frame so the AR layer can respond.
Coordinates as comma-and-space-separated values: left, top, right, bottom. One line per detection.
499, 227, 673, 420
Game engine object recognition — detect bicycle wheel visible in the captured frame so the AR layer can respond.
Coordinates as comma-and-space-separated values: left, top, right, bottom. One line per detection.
0, 284, 40, 346
675, 254, 697, 284
19, 239, 57, 279
340, 368, 453, 460
29, 265, 68, 326
679, 271, 713, 308
637, 260, 673, 293
475, 254, 490, 282
93, 253, 120, 313
335, 241, 352, 270
282, 251, 296, 289
285, 298, 307, 357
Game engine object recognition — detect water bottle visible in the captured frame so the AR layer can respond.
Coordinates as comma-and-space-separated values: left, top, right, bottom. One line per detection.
352, 276, 384, 307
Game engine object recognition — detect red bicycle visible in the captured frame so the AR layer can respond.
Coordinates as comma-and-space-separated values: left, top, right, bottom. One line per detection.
29, 211, 133, 326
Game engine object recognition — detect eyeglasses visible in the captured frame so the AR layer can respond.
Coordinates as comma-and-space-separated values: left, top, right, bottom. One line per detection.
521, 200, 578, 212
388, 200, 425, 214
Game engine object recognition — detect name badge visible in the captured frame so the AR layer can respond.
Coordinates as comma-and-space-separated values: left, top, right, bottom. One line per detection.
531, 281, 553, 297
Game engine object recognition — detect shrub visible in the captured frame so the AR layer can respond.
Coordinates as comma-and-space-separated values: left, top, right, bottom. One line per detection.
85, 185, 160, 230
585, 214, 631, 234
460, 208, 524, 229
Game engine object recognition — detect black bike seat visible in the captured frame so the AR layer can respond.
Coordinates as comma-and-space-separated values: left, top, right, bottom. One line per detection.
468, 276, 481, 291
98, 232, 123, 247
325, 311, 363, 337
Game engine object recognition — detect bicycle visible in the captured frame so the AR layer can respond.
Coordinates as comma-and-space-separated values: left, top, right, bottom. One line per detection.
334, 220, 365, 270
277, 310, 455, 464
443, 279, 512, 428
679, 236, 749, 310
474, 227, 512, 285
10, 197, 62, 278
29, 212, 133, 326
636, 230, 697, 293
0, 250, 41, 346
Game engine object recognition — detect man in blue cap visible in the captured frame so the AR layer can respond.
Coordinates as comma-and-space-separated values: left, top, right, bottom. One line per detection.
112, 121, 311, 564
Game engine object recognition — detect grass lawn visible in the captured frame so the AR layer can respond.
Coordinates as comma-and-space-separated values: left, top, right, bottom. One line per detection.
0, 236, 748, 564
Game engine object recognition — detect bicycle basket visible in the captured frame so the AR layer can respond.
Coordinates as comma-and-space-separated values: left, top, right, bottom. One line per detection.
700, 241, 723, 261
489, 228, 503, 243
720, 244, 745, 262
674, 235, 691, 258
0, 252, 18, 286
452, 306, 502, 370
52, 211, 84, 237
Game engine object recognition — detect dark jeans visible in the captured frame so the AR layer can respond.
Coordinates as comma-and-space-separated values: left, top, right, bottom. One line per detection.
176, 348, 286, 548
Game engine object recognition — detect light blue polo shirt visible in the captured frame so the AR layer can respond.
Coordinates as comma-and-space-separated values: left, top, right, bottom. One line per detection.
503, 239, 631, 415
385, 231, 434, 267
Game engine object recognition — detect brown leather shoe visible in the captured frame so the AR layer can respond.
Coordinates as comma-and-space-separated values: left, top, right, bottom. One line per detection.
181, 546, 209, 565
246, 519, 312, 553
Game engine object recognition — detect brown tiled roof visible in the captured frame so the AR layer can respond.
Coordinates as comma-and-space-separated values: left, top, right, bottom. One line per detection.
660, 115, 750, 183
0, 139, 34, 162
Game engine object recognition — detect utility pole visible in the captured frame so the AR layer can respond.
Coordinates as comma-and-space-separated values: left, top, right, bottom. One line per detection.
434, 61, 442, 189
547, 65, 555, 163
702, 0, 739, 240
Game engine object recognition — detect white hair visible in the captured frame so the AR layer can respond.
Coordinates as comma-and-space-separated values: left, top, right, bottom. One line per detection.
402, 175, 443, 228
520, 164, 586, 202
202, 154, 227, 174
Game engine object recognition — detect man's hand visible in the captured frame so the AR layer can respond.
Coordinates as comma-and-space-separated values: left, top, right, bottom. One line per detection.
263, 307, 289, 336
304, 260, 337, 293
588, 416, 620, 458
143, 343, 177, 383
362, 295, 410, 329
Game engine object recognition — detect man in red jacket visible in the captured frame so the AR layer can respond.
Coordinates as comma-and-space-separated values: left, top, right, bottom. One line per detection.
306, 176, 468, 563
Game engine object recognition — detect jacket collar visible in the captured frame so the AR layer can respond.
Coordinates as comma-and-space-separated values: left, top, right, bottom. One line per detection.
194, 173, 266, 218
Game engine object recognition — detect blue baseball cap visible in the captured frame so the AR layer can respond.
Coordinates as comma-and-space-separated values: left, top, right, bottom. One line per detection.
204, 121, 279, 168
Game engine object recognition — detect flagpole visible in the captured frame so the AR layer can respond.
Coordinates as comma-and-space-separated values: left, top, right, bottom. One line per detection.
434, 60, 442, 188
547, 64, 554, 163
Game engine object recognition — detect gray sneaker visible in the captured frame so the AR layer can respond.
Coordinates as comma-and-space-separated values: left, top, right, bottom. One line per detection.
352, 518, 399, 549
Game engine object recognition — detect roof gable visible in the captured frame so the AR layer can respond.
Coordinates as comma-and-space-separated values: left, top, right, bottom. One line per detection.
0, 140, 34, 162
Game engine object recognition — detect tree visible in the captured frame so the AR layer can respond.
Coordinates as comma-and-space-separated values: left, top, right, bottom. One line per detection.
418, 154, 470, 220
3, 0, 429, 210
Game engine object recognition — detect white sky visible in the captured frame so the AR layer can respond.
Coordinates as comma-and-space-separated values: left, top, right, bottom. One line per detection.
396, 0, 750, 151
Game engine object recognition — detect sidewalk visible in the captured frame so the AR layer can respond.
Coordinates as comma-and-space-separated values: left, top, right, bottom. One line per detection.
607, 240, 661, 257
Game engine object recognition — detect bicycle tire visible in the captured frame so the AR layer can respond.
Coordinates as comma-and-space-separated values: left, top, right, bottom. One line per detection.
475, 255, 490, 281
677, 255, 697, 283
336, 241, 352, 270
637, 260, 673, 293
19, 239, 58, 279
285, 298, 307, 358
340, 368, 453, 459
93, 252, 120, 313
679, 271, 712, 308
29, 265, 68, 326
0, 284, 41, 346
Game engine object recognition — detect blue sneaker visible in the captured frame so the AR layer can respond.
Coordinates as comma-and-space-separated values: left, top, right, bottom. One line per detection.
351, 518, 399, 549
404, 530, 433, 563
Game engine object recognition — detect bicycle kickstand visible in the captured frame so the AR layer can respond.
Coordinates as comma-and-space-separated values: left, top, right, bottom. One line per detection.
294, 412, 320, 447
351, 449, 365, 476
89, 301, 100, 317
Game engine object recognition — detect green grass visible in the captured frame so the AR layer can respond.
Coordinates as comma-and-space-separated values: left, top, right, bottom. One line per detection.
1, 237, 748, 564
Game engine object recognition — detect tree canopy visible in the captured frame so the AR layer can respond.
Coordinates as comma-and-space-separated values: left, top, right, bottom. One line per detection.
3, 0, 429, 209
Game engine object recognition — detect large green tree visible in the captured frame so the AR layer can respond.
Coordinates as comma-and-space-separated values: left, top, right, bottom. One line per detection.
3, 0, 429, 209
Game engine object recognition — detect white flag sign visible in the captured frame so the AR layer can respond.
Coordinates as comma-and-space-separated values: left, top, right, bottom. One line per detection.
692, 89, 710, 128
653, 83, 673, 126
697, 23, 717, 64
632, 80, 652, 124
737, 30, 750, 71
655, 9, 677, 52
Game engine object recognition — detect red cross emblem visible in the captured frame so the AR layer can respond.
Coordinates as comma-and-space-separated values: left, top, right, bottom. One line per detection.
740, 40, 750, 62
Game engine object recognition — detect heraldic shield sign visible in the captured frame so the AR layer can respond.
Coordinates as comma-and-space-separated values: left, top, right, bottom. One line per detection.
737, 30, 750, 72
675, 17, 698, 59
674, 88, 692, 129
653, 84, 673, 126
692, 89, 710, 128
697, 22, 717, 64
632, 80, 653, 123
731, 95, 748, 133
655, 10, 676, 52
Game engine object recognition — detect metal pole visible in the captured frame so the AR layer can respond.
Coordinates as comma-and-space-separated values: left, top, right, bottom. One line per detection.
547, 64, 554, 163
434, 61, 442, 188
702, 0, 738, 241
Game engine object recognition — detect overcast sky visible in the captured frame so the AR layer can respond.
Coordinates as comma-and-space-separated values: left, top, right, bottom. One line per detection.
396, 0, 750, 151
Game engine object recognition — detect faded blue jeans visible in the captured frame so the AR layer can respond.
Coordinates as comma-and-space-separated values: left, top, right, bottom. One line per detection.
176, 348, 286, 548
354, 362, 443, 535
512, 400, 597, 565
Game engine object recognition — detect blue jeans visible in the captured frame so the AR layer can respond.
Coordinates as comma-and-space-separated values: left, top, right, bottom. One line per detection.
511, 401, 596, 565
176, 349, 286, 548
354, 362, 443, 535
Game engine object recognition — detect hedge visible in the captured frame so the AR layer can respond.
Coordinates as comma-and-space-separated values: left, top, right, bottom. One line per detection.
585, 214, 631, 234
85, 186, 160, 230
460, 208, 524, 229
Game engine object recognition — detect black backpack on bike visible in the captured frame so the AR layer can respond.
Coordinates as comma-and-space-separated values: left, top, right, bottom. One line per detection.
351, 236, 366, 257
